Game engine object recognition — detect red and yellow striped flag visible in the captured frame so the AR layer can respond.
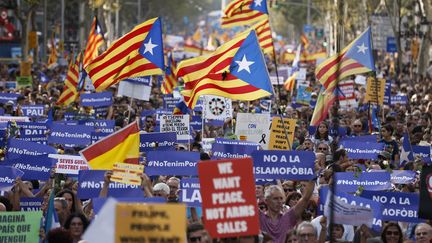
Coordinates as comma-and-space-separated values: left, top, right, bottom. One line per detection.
242, 18, 274, 55
310, 88, 337, 126
177, 30, 273, 109
57, 53, 81, 106
80, 120, 140, 170
83, 16, 104, 67
161, 53, 178, 94
47, 37, 58, 69
221, 0, 268, 28
85, 17, 164, 92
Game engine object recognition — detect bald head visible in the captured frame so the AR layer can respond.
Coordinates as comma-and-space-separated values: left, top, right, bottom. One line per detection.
415, 223, 432, 243
0, 202, 6, 212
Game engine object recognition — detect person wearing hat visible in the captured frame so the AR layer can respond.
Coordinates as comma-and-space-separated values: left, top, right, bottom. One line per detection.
379, 124, 399, 164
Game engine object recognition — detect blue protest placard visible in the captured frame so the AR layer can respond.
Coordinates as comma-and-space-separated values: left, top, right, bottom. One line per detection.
340, 135, 378, 143
0, 166, 24, 190
91, 132, 110, 144
180, 178, 202, 207
146, 151, 200, 176
92, 197, 165, 215
64, 112, 78, 121
340, 141, 384, 159
79, 119, 115, 133
20, 105, 44, 117
94, 106, 108, 117
48, 123, 94, 146
390, 95, 408, 105
413, 145, 431, 163
139, 132, 177, 152
190, 116, 203, 131
2, 154, 55, 180
386, 37, 397, 53
391, 170, 416, 184
77, 170, 142, 199
251, 150, 315, 180
334, 172, 391, 192
0, 92, 19, 104
16, 122, 48, 137
212, 138, 260, 159
360, 190, 421, 223
319, 186, 382, 232
17, 135, 48, 144
6, 138, 57, 160
80, 92, 113, 107
123, 76, 152, 85
383, 80, 391, 105
20, 197, 43, 211
163, 96, 181, 111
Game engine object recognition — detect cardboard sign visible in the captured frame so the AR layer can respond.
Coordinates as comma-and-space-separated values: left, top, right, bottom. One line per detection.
235, 113, 270, 149
268, 117, 296, 150
20, 61, 31, 77
115, 203, 186, 243
16, 76, 32, 88
50, 154, 89, 175
198, 158, 259, 238
203, 95, 233, 120
111, 163, 144, 185
159, 114, 190, 141
365, 77, 385, 105
0, 211, 42, 243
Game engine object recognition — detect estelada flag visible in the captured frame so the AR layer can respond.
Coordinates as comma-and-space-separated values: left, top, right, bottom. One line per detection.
79, 121, 140, 170
419, 165, 432, 219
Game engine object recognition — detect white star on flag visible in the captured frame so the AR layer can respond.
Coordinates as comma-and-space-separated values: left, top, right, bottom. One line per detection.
357, 43, 368, 54
143, 38, 158, 55
400, 145, 411, 164
235, 55, 255, 74
254, 0, 263, 6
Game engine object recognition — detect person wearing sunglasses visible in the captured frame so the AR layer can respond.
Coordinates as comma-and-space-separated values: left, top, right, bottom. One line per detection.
380, 222, 403, 243
350, 119, 365, 137
315, 143, 330, 155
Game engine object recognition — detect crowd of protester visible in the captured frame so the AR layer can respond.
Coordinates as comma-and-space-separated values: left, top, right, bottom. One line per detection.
0, 46, 431, 243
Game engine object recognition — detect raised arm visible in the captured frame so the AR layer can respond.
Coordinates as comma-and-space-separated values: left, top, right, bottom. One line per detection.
292, 180, 315, 219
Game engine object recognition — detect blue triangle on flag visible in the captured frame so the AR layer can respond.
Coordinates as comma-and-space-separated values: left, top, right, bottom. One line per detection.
229, 31, 273, 94
139, 17, 164, 70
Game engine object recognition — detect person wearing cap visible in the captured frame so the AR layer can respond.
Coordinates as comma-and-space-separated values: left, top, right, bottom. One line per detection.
379, 124, 399, 163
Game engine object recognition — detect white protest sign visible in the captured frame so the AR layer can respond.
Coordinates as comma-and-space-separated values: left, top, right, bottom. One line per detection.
83, 197, 116, 243
355, 75, 367, 85
49, 154, 89, 175
324, 191, 374, 227
296, 68, 307, 80
117, 81, 151, 101
203, 95, 233, 120
235, 113, 270, 149
160, 114, 190, 141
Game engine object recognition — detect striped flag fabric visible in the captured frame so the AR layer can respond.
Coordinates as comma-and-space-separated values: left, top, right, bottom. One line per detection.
284, 44, 301, 92
183, 44, 212, 56
80, 120, 140, 170
310, 88, 338, 126
300, 33, 309, 49
57, 53, 81, 106
221, 0, 268, 28
83, 16, 104, 68
315, 27, 375, 91
85, 17, 164, 92
47, 37, 58, 69
177, 30, 273, 109
242, 18, 274, 55
161, 53, 178, 94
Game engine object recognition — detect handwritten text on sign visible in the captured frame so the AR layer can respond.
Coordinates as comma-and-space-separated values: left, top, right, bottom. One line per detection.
268, 117, 296, 150
198, 158, 259, 238
160, 114, 190, 141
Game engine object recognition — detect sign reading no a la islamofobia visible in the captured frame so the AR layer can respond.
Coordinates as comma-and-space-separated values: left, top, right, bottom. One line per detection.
268, 116, 296, 150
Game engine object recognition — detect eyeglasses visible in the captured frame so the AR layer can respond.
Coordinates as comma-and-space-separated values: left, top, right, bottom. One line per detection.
353, 124, 362, 127
189, 236, 202, 242
416, 231, 429, 236
284, 188, 295, 192
318, 147, 328, 151
386, 231, 400, 236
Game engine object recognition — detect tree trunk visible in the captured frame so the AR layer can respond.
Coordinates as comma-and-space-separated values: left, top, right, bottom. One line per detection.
417, 0, 432, 76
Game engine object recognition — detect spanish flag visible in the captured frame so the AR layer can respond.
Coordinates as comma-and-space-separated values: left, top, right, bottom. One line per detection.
79, 121, 140, 170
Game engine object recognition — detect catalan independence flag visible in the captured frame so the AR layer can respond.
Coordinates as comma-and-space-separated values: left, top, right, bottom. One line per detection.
177, 30, 273, 109
284, 44, 301, 92
47, 37, 58, 69
85, 17, 164, 92
310, 88, 338, 126
57, 53, 81, 106
80, 121, 140, 170
315, 27, 375, 91
161, 53, 178, 94
83, 16, 104, 67
221, 0, 268, 28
